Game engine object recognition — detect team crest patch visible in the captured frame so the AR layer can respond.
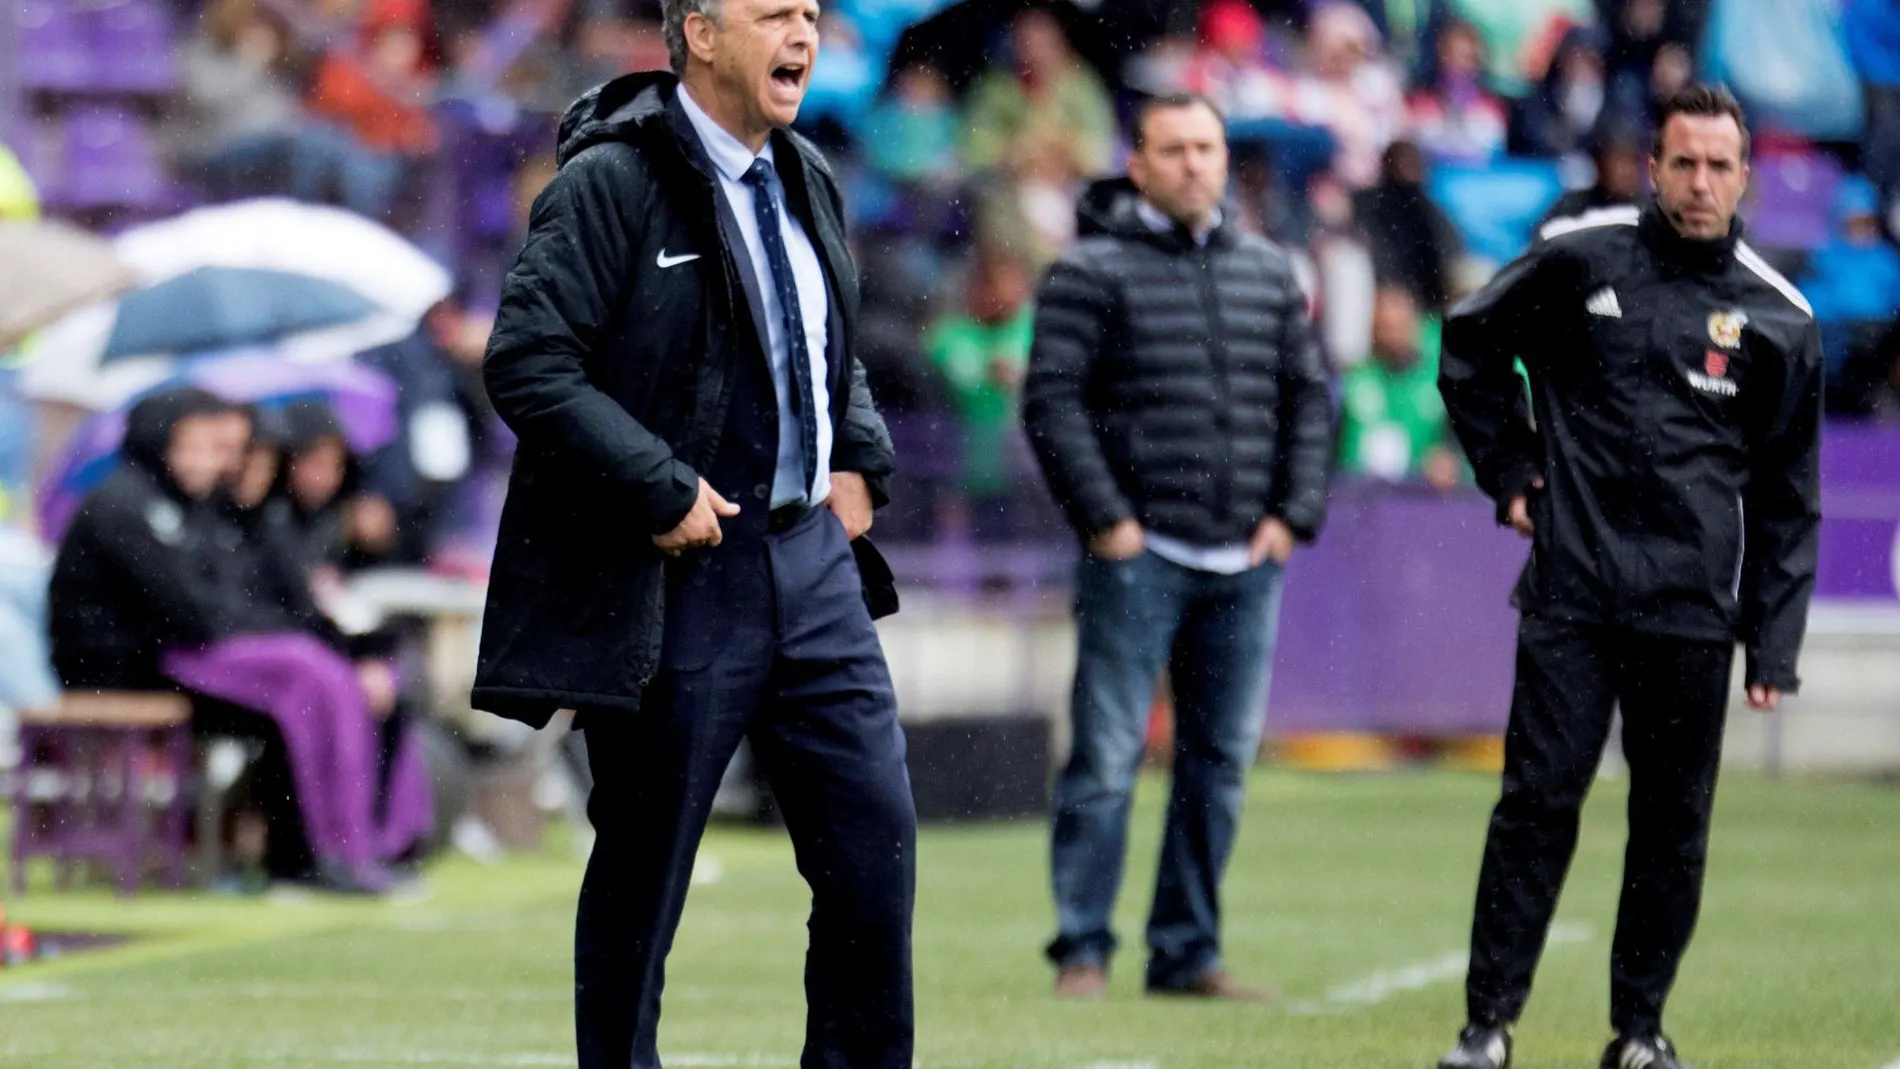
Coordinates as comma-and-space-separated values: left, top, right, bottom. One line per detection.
1707, 309, 1747, 349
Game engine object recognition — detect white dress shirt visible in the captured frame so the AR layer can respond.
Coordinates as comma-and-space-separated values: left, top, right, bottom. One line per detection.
678, 86, 833, 508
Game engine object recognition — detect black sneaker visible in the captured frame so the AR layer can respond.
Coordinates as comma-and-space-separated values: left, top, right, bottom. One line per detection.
1600, 1034, 1693, 1069
1438, 1024, 1512, 1069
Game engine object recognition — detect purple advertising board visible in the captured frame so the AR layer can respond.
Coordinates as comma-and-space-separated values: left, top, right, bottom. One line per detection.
1813, 425, 1900, 601
1266, 426, 1900, 735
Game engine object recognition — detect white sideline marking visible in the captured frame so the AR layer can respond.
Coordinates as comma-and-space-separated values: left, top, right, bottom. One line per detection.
1301, 950, 1468, 1010
1876, 1059, 1900, 1069
222, 982, 567, 1003
0, 982, 77, 1003
1288, 923, 1594, 1015
692, 856, 726, 886
318, 1055, 567, 1066
287, 1052, 789, 1067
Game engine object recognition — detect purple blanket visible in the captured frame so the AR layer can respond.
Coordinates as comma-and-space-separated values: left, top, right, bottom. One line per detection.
165, 632, 433, 876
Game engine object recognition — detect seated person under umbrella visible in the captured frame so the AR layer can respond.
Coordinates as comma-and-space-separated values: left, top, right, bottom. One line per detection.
47, 388, 420, 893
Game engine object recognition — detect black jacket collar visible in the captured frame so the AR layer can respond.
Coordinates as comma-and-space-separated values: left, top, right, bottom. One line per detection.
557, 71, 837, 197
1639, 201, 1741, 275
1075, 176, 1237, 254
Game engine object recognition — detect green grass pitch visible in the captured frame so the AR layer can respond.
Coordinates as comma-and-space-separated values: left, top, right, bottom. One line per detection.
2, 770, 1897, 1068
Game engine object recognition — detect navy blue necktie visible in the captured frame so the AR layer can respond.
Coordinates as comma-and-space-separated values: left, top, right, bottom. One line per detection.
742, 158, 819, 501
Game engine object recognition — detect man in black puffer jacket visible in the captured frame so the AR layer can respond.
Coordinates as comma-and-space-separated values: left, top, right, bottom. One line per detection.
1023, 93, 1332, 1002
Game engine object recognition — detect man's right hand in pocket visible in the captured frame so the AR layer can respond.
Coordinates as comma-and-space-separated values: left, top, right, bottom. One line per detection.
1506, 478, 1545, 538
654, 478, 740, 555
1088, 517, 1146, 561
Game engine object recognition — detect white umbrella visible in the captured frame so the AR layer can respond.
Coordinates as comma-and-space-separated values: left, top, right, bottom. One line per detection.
0, 219, 137, 353
20, 198, 452, 409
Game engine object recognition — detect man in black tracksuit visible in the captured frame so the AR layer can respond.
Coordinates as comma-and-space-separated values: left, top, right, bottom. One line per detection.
1435, 87, 1822, 1069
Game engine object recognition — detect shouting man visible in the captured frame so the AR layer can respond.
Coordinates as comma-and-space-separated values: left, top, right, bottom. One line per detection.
473, 0, 913, 1065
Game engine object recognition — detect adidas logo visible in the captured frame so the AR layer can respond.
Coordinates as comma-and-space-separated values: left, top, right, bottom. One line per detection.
1586, 287, 1622, 318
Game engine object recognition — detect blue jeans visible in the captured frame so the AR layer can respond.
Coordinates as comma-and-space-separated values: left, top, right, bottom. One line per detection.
1048, 549, 1285, 989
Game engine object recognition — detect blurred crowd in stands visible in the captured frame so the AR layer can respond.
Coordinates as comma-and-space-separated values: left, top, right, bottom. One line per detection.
7, 0, 1900, 548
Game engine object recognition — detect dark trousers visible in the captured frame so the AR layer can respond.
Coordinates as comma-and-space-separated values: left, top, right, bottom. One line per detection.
1465, 616, 1732, 1036
574, 507, 916, 1069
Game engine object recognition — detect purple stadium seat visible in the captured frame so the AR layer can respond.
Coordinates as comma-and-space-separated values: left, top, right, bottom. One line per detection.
52, 104, 170, 211
1747, 148, 1843, 252
16, 0, 92, 92
85, 0, 180, 94
433, 100, 550, 243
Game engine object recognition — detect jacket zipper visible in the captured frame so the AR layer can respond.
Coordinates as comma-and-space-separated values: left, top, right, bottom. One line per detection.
1195, 247, 1234, 526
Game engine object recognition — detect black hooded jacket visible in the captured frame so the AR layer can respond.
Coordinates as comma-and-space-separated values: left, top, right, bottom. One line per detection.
472, 72, 897, 726
202, 407, 340, 642
49, 388, 233, 690
1439, 203, 1823, 689
1022, 177, 1333, 548
1352, 169, 1464, 312
273, 398, 359, 572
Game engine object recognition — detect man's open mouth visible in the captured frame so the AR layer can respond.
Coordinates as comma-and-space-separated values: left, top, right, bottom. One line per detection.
771, 63, 807, 90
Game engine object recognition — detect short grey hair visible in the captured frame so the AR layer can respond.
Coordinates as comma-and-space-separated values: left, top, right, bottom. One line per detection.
663, 0, 724, 74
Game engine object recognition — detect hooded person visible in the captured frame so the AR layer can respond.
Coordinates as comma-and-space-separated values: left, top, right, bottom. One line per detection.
203, 406, 330, 638
191, 405, 437, 883
275, 399, 358, 565
1510, 25, 1612, 161
1352, 139, 1465, 312
49, 387, 235, 691
275, 397, 406, 575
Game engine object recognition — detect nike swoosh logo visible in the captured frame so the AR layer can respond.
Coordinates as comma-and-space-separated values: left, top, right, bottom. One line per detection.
657, 250, 701, 268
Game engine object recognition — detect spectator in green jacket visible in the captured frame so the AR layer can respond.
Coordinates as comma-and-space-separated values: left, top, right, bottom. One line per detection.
925, 246, 1036, 531
1338, 286, 1462, 490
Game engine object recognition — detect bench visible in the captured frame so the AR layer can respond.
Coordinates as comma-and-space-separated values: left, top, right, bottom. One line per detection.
9, 691, 193, 895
